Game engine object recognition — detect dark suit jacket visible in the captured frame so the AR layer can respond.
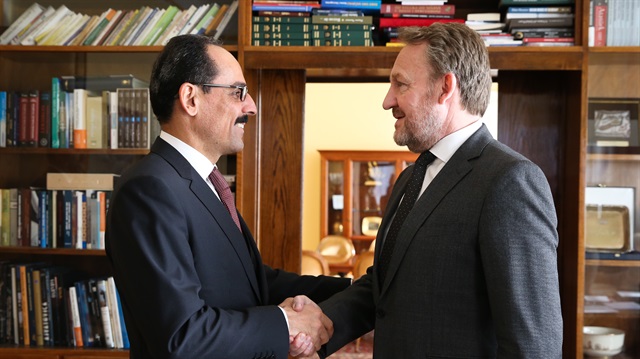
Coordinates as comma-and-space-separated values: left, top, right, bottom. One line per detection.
106, 138, 350, 359
320, 125, 563, 358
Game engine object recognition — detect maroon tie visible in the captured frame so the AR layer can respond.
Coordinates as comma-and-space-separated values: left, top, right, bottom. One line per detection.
209, 168, 242, 233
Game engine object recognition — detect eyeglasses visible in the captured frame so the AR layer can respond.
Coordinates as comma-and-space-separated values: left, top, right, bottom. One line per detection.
200, 83, 248, 102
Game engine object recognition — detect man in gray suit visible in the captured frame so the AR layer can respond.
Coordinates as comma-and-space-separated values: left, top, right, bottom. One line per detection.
310, 23, 563, 358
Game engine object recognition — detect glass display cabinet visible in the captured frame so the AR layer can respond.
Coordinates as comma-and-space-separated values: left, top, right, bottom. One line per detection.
583, 51, 640, 359
319, 150, 417, 253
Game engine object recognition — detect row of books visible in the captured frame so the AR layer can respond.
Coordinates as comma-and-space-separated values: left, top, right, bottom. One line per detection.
253, 18, 373, 46
0, 1, 238, 46
0, 262, 129, 348
588, 0, 640, 47
0, 173, 117, 250
0, 75, 158, 149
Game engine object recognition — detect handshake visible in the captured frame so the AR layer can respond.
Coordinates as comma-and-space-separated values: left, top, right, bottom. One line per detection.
279, 295, 331, 358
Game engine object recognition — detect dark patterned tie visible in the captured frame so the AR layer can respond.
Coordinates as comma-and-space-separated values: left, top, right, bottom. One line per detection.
378, 151, 436, 285
209, 168, 242, 233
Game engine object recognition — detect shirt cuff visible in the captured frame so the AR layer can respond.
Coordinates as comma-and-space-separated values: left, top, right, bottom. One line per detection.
278, 306, 290, 331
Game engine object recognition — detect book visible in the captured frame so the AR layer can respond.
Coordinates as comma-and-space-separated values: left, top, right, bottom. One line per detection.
92, 11, 126, 46
311, 23, 372, 31
0, 3, 46, 45
507, 6, 573, 12
204, 4, 230, 36
37, 91, 51, 147
67, 286, 82, 347
253, 15, 312, 23
46, 173, 118, 191
32, 269, 43, 346
380, 4, 455, 15
179, 4, 211, 35
593, 0, 607, 46
85, 95, 104, 149
107, 8, 143, 46
253, 31, 312, 40
311, 15, 373, 24
0, 91, 6, 147
121, 7, 155, 46
105, 277, 123, 348
499, 0, 575, 5
512, 29, 574, 39
67, 15, 100, 47
189, 4, 220, 35
320, 0, 381, 11
73, 89, 87, 149
506, 17, 574, 30
156, 6, 197, 45
252, 3, 321, 13
11, 6, 55, 45
96, 279, 114, 348
252, 39, 312, 46
212, 0, 239, 40
28, 5, 74, 45
253, 23, 311, 32
132, 8, 165, 46
379, 17, 464, 27
313, 37, 373, 46
144, 5, 181, 45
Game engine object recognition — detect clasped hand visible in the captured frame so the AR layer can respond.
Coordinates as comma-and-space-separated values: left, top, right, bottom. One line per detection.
279, 295, 332, 358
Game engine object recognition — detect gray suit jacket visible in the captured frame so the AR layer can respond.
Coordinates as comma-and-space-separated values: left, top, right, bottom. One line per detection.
106, 138, 350, 359
320, 125, 563, 358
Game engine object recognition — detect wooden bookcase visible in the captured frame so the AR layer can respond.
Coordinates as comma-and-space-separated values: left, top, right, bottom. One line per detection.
0, 0, 638, 357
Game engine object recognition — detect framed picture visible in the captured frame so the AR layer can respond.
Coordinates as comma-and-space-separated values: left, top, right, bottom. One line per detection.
587, 98, 640, 154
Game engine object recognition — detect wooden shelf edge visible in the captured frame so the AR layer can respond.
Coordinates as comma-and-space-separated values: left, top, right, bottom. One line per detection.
585, 259, 640, 267
589, 46, 640, 53
587, 153, 640, 161
0, 247, 107, 256
243, 46, 585, 71
0, 147, 148, 155
0, 45, 238, 53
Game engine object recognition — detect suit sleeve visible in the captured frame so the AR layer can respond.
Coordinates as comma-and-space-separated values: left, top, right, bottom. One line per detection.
264, 266, 351, 305
107, 175, 289, 359
479, 160, 563, 358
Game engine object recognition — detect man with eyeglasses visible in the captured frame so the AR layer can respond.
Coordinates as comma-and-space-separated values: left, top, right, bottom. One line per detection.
105, 34, 350, 359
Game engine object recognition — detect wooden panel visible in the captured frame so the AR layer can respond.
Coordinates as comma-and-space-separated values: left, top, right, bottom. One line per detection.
588, 52, 640, 97
255, 69, 305, 272
497, 70, 584, 359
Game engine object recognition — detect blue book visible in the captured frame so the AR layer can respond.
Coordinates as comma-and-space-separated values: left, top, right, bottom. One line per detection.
50, 78, 60, 148
320, 0, 381, 11
38, 190, 48, 248
74, 281, 93, 347
115, 287, 129, 348
0, 91, 6, 147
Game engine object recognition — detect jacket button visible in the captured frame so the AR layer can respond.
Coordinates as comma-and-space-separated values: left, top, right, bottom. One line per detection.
376, 309, 385, 318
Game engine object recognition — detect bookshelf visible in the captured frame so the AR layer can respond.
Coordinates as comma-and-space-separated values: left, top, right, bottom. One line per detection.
0, 0, 638, 357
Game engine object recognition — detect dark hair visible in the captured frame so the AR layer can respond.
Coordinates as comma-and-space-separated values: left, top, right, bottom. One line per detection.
399, 23, 492, 117
150, 35, 222, 123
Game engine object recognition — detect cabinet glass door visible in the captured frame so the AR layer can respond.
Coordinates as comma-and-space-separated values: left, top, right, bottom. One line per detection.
583, 51, 640, 359
327, 161, 345, 236
351, 160, 395, 238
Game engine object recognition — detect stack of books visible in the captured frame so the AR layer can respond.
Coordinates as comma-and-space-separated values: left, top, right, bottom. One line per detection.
380, 3, 455, 44
464, 12, 517, 46
0, 2, 238, 46
252, 15, 312, 47
311, 10, 373, 46
500, 0, 575, 47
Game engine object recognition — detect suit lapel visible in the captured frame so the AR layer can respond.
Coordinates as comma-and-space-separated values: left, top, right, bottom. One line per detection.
151, 139, 263, 302
379, 126, 493, 295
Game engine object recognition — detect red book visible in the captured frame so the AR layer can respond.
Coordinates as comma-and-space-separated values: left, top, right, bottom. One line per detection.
379, 17, 463, 28
27, 90, 40, 147
593, 0, 607, 46
18, 92, 29, 146
380, 4, 455, 15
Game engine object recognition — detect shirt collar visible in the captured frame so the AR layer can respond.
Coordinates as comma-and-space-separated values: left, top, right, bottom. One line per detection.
160, 131, 215, 181
430, 120, 483, 163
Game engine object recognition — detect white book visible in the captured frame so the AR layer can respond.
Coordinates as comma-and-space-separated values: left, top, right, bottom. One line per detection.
179, 4, 211, 36
213, 0, 239, 40
190, 3, 220, 35
60, 14, 91, 46
47, 13, 84, 46
133, 8, 165, 46
157, 6, 197, 45
75, 190, 86, 249
68, 286, 82, 346
109, 91, 118, 149
27, 5, 72, 45
97, 279, 115, 348
106, 277, 123, 348
37, 12, 75, 46
0, 2, 45, 45
73, 89, 87, 149
11, 6, 55, 45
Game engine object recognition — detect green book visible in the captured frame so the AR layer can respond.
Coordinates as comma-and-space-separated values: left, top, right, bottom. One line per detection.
83, 9, 117, 46
311, 15, 373, 25
311, 24, 371, 31
253, 16, 311, 24
252, 39, 311, 46
50, 78, 60, 148
253, 23, 310, 33
312, 30, 372, 40
253, 31, 311, 40
313, 37, 373, 46
142, 5, 180, 45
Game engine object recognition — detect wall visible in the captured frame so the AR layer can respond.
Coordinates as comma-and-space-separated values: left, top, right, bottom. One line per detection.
303, 82, 498, 250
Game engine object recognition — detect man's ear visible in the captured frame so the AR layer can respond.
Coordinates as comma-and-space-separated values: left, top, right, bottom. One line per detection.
438, 73, 457, 104
178, 82, 198, 117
